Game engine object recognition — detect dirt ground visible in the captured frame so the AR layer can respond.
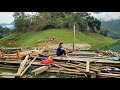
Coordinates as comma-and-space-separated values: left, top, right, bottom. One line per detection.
34, 43, 91, 51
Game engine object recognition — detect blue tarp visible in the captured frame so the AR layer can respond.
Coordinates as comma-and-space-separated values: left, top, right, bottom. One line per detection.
107, 57, 119, 61
28, 66, 37, 73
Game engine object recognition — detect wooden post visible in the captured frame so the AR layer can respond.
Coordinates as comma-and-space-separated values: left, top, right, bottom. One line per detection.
86, 61, 90, 72
16, 50, 20, 60
73, 23, 75, 51
0, 50, 2, 59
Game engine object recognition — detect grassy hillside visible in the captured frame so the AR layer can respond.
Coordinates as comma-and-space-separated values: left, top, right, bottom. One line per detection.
0, 28, 117, 49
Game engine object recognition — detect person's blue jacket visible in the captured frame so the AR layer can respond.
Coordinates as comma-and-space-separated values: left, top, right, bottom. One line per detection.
56, 45, 62, 54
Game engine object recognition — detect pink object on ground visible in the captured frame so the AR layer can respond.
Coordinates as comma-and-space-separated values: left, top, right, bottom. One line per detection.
41, 57, 54, 65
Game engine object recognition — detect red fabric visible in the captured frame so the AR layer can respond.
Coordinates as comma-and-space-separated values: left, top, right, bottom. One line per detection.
41, 58, 54, 65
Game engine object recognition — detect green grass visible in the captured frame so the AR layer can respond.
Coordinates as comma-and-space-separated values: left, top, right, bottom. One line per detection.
0, 28, 118, 49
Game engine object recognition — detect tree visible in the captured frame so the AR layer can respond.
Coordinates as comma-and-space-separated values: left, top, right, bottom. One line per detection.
99, 28, 109, 36
0, 26, 10, 39
13, 12, 31, 32
13, 12, 103, 36
86, 16, 101, 33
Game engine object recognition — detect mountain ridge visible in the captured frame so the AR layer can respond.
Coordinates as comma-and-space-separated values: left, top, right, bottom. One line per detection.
0, 21, 15, 30
101, 20, 120, 39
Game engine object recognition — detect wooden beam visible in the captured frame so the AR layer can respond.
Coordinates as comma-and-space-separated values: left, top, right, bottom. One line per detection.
32, 66, 49, 75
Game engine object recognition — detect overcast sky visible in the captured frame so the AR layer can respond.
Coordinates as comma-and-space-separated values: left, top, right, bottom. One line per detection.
89, 12, 120, 21
0, 12, 120, 24
0, 12, 36, 24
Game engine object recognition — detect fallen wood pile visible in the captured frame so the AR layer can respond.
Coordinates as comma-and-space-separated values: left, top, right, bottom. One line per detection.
1, 48, 120, 78
46, 61, 120, 78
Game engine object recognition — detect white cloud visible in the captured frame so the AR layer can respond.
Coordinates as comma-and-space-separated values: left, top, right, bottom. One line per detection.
0, 12, 14, 24
2, 12, 120, 24
89, 12, 120, 21
0, 12, 37, 24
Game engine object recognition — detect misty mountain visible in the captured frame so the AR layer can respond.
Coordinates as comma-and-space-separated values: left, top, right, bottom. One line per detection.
9, 21, 15, 25
101, 20, 120, 39
0, 21, 15, 30
93, 12, 101, 14
0, 23, 8, 27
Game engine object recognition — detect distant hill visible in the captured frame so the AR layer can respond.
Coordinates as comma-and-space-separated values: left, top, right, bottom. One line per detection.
0, 21, 15, 30
101, 20, 120, 39
9, 21, 15, 25
0, 23, 8, 27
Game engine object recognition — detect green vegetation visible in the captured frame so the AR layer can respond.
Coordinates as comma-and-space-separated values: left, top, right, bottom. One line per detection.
13, 12, 107, 36
0, 26, 10, 39
0, 28, 117, 48
0, 12, 117, 49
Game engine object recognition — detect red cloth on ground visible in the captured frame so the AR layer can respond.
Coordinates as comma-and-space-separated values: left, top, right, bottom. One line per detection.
41, 57, 54, 65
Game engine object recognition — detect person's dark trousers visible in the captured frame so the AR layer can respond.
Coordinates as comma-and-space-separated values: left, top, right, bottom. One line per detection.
57, 50, 66, 56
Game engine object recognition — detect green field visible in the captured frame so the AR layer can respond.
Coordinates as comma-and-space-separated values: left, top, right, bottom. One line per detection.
0, 28, 117, 49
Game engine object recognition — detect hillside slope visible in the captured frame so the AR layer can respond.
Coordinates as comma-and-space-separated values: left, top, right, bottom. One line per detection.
0, 28, 117, 49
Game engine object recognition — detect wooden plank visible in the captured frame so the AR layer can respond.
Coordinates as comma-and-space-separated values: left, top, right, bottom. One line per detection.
32, 66, 49, 75
47, 69, 82, 75
0, 60, 45, 66
86, 61, 90, 72
29, 47, 45, 57
47, 68, 94, 75
0, 74, 18, 76
52, 56, 120, 64
16, 55, 29, 76
66, 63, 100, 72
52, 63, 72, 72
98, 73, 120, 78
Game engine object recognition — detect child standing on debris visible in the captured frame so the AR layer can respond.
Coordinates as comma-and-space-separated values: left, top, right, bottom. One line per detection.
56, 41, 69, 57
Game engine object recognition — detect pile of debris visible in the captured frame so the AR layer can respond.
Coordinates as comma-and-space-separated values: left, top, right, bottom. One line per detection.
0, 47, 120, 78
